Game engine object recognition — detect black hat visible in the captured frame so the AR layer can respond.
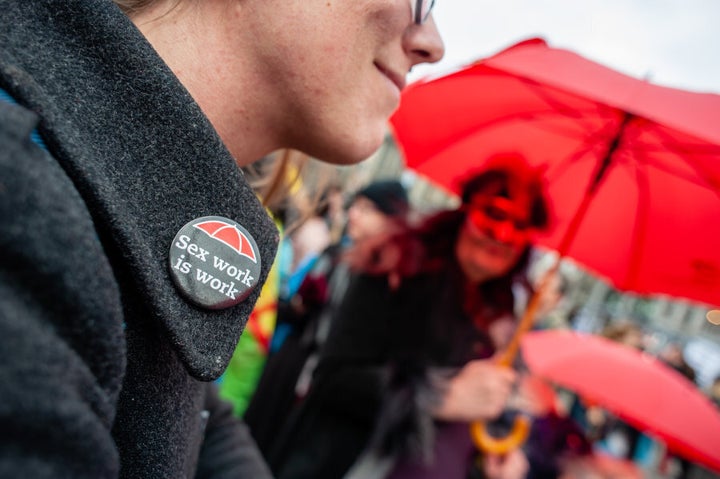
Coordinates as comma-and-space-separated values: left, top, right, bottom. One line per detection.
354, 179, 409, 217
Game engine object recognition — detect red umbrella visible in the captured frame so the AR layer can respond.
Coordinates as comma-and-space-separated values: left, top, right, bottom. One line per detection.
390, 37, 720, 308
521, 329, 720, 473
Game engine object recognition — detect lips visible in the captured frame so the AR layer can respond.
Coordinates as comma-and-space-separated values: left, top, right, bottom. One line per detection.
375, 62, 406, 92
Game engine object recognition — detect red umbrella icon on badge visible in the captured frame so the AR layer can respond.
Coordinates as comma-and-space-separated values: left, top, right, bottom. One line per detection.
194, 219, 258, 263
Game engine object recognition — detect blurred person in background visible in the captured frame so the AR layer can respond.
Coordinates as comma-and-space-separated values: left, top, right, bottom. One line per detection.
657, 342, 698, 479
571, 321, 647, 466
281, 186, 334, 301
324, 182, 349, 245
601, 321, 645, 350
531, 268, 572, 330
245, 179, 411, 458
659, 342, 697, 383
558, 454, 644, 479
267, 155, 552, 479
521, 376, 593, 479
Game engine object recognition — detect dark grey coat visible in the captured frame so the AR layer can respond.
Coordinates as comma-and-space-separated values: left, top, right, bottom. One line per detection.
0, 1, 278, 477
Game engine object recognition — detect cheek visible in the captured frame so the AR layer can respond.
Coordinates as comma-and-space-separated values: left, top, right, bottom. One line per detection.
346, 216, 363, 238
501, 249, 524, 270
454, 238, 473, 266
347, 215, 378, 240
361, 214, 388, 238
456, 234, 521, 276
454, 237, 486, 275
291, 5, 407, 163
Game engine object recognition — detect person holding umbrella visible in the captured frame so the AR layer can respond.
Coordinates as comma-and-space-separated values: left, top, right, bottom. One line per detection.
269, 155, 552, 479
0, 0, 444, 477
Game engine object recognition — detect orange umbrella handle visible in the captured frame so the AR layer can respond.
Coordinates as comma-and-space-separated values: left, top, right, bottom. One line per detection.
470, 416, 531, 455
468, 260, 562, 455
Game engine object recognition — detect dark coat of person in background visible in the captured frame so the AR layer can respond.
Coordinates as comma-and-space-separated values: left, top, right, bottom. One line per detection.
245, 179, 411, 457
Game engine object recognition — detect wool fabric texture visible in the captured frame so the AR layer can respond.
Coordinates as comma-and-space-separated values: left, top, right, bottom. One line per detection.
1, 1, 277, 477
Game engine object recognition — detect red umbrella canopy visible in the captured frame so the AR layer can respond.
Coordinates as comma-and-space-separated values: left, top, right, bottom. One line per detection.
521, 330, 720, 473
390, 38, 720, 308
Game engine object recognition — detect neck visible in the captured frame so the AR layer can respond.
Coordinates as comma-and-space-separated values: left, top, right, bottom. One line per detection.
130, 2, 281, 166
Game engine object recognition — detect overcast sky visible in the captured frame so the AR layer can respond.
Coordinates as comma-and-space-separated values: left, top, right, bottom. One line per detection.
409, 0, 720, 94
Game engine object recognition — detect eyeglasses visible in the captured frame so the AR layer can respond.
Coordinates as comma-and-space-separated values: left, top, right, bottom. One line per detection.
469, 201, 530, 232
412, 0, 436, 24
465, 196, 536, 245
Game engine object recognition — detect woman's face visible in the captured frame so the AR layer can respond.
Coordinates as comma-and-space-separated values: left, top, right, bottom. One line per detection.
455, 195, 534, 284
346, 196, 393, 242
243, 0, 445, 164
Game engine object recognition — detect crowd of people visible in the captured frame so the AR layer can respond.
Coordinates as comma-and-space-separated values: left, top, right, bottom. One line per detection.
221, 156, 719, 479
2, 1, 718, 479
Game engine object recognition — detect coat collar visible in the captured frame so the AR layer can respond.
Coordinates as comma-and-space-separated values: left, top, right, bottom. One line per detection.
0, 0, 278, 379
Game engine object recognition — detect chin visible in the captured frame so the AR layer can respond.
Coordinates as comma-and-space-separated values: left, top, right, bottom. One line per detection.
315, 132, 386, 166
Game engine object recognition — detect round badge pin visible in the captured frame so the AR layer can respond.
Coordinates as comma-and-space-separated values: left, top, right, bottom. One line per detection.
168, 216, 262, 309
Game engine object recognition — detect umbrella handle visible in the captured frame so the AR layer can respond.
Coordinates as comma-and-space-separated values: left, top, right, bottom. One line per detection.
468, 259, 562, 455
470, 416, 531, 455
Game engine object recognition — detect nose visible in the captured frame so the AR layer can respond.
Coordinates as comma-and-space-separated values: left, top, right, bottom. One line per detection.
404, 16, 445, 66
490, 221, 516, 244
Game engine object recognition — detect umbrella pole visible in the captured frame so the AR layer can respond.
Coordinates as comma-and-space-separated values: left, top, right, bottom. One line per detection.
501, 112, 633, 366
495, 183, 601, 368
470, 114, 633, 456
497, 259, 561, 367
497, 178, 604, 367
470, 188, 612, 457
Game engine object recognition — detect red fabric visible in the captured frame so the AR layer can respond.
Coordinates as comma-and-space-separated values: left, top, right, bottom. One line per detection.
246, 302, 276, 354
521, 330, 720, 474
390, 38, 720, 308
